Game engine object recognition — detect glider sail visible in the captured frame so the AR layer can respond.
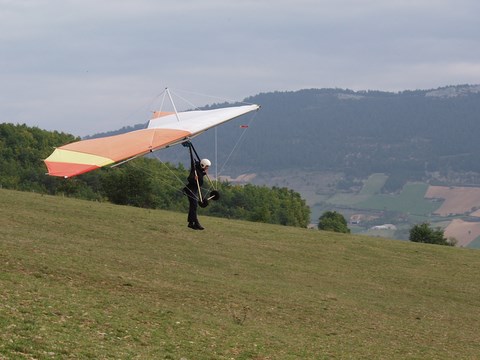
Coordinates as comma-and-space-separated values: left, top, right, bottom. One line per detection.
44, 103, 259, 178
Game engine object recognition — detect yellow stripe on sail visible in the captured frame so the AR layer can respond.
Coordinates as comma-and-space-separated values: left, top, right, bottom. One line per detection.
45, 148, 114, 167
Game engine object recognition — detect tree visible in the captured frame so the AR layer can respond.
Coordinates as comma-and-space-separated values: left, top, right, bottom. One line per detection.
409, 223, 455, 246
101, 164, 156, 208
318, 211, 350, 233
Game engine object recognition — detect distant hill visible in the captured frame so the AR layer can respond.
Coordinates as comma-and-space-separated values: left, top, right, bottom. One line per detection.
89, 85, 480, 188
219, 85, 480, 179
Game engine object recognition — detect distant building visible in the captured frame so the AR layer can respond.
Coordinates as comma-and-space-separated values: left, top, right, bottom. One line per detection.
371, 224, 397, 230
350, 213, 380, 225
350, 214, 363, 224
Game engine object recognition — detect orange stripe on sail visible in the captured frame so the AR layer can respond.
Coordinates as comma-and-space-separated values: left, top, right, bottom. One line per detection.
60, 128, 191, 162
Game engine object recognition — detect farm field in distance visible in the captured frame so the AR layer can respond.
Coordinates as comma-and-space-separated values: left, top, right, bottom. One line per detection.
210, 171, 480, 247
310, 173, 480, 248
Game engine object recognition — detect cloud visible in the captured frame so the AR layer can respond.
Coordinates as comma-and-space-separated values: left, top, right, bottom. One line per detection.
1, 0, 480, 135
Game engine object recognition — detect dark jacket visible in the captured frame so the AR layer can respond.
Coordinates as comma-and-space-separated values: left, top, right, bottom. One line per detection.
186, 158, 206, 193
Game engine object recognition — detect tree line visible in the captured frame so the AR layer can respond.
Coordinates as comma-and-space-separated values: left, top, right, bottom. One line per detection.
0, 123, 310, 227
318, 210, 455, 246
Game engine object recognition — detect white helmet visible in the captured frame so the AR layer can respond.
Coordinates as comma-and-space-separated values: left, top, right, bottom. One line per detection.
200, 159, 211, 169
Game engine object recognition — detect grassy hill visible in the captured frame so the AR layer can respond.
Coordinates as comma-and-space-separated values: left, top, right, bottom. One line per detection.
1, 189, 480, 359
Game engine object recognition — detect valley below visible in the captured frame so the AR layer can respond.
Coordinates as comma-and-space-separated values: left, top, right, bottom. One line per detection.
226, 171, 480, 248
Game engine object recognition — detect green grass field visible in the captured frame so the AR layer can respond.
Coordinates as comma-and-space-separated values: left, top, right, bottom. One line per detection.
325, 174, 388, 207
1, 189, 480, 359
358, 173, 388, 196
326, 176, 439, 218
355, 182, 438, 216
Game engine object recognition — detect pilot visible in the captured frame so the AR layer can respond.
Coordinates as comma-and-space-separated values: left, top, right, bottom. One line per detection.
184, 154, 211, 230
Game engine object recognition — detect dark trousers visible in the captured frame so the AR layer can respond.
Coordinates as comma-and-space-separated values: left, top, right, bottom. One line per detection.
186, 189, 198, 223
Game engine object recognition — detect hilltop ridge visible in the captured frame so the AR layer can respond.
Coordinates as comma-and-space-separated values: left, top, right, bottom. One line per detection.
89, 84, 480, 185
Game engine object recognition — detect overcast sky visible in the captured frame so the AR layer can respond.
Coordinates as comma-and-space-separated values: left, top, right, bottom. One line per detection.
1, 0, 480, 136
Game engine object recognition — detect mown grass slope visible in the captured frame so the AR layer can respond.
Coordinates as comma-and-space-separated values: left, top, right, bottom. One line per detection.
1, 189, 480, 359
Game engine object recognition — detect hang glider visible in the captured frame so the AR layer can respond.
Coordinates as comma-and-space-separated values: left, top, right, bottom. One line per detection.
44, 99, 259, 178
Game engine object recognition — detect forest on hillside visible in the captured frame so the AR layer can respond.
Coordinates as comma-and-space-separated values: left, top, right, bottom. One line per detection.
142, 85, 480, 191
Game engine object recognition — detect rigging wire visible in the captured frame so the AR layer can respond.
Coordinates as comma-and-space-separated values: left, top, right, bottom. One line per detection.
168, 88, 257, 106
125, 157, 210, 202
103, 87, 258, 199
214, 127, 218, 186
124, 106, 258, 192
94, 90, 167, 137
159, 89, 168, 111
168, 89, 200, 110
216, 109, 258, 178
161, 87, 259, 182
